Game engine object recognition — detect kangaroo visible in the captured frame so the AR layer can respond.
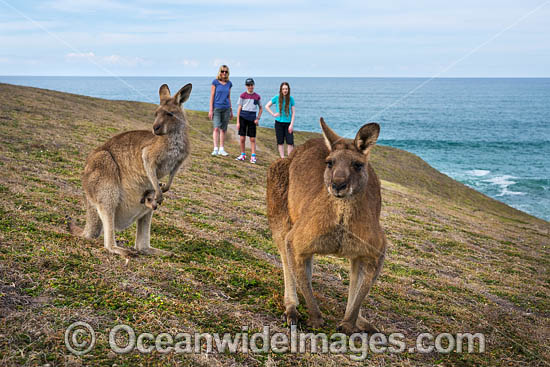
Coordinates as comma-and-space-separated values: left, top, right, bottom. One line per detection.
266, 118, 387, 335
69, 83, 192, 257
141, 189, 158, 211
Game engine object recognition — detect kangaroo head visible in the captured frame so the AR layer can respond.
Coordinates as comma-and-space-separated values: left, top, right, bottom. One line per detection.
140, 189, 158, 210
320, 117, 380, 199
152, 83, 192, 136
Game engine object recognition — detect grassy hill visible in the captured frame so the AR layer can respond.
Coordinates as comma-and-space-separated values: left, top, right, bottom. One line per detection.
0, 82, 548, 366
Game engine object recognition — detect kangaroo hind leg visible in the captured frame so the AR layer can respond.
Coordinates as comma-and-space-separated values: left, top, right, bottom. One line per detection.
266, 158, 298, 325
135, 211, 172, 256
81, 199, 102, 238
83, 150, 135, 257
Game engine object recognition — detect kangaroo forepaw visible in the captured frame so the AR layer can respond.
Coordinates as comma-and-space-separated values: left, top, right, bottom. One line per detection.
159, 183, 170, 193
155, 191, 164, 205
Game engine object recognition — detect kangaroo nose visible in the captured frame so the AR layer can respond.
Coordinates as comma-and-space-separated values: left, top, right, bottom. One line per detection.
332, 182, 347, 191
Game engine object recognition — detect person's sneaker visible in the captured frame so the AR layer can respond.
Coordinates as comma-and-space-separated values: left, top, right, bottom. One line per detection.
218, 148, 229, 156
236, 153, 246, 161
211, 148, 218, 156
250, 154, 257, 164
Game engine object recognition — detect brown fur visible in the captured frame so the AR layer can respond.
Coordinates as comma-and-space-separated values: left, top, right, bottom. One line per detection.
267, 117, 387, 334
69, 83, 192, 257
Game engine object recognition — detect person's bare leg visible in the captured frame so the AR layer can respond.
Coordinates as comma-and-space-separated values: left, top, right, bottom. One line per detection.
250, 137, 256, 155
220, 129, 226, 149
278, 144, 285, 158
239, 135, 246, 153
212, 128, 220, 149
287, 144, 294, 156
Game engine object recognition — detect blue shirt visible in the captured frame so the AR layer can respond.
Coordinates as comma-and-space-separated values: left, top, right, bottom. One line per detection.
270, 95, 295, 123
212, 79, 232, 109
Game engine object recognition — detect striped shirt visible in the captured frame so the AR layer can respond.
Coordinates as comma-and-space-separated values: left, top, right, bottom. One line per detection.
238, 92, 261, 120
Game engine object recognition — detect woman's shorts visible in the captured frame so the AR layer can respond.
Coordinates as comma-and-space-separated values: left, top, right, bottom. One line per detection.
275, 121, 294, 145
213, 108, 230, 131
238, 117, 257, 138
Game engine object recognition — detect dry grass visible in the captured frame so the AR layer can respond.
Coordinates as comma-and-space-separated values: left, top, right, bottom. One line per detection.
0, 82, 549, 366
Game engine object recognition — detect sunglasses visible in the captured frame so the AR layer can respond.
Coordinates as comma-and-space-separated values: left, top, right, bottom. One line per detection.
220, 70, 228, 73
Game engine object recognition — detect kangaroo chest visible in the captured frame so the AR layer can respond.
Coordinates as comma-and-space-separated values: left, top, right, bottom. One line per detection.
310, 201, 370, 258
156, 137, 188, 178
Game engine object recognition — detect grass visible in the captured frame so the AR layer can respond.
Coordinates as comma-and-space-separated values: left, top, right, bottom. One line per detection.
0, 82, 549, 366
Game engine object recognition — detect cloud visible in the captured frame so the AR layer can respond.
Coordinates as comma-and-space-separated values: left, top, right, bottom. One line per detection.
182, 59, 199, 67
3, 0, 549, 76
0, 20, 65, 32
45, 0, 126, 13
66, 52, 95, 59
65, 52, 147, 67
211, 59, 241, 68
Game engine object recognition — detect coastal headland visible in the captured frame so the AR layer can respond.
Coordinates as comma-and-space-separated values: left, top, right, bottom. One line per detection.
0, 83, 548, 366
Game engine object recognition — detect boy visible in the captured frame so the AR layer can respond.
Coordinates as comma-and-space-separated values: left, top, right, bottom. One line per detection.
236, 78, 262, 163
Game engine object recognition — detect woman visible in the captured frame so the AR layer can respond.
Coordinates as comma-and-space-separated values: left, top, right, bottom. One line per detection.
209, 65, 233, 156
265, 82, 295, 158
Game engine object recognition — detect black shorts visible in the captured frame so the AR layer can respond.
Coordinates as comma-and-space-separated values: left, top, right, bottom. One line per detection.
275, 121, 294, 145
238, 117, 257, 137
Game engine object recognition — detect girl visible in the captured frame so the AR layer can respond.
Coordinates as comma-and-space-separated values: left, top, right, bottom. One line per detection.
265, 82, 295, 158
209, 65, 233, 156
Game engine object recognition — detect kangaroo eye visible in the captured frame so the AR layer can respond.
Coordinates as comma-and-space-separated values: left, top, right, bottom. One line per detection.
326, 160, 333, 168
166, 111, 174, 117
353, 162, 364, 171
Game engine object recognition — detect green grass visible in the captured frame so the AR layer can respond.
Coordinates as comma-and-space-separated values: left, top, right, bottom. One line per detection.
0, 82, 549, 366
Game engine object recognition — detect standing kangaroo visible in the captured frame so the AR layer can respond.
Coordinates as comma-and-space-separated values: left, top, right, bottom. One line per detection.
267, 118, 387, 334
70, 84, 192, 257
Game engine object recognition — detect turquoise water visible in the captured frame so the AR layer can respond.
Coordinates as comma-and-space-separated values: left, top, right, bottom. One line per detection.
1, 76, 549, 221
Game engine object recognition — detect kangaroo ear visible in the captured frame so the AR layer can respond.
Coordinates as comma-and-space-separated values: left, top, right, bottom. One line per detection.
354, 123, 380, 155
159, 84, 171, 102
175, 83, 192, 105
320, 117, 343, 151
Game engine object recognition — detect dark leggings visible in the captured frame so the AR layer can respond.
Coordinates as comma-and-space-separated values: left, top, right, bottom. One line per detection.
275, 121, 294, 145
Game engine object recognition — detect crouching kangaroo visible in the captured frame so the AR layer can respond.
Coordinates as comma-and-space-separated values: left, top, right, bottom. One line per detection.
267, 118, 387, 335
69, 83, 192, 257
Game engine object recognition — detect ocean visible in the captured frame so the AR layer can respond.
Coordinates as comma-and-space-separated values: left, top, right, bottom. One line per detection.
1, 76, 549, 221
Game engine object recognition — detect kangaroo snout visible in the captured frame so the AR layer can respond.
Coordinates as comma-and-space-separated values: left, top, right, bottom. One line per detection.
329, 168, 351, 197
153, 123, 163, 135
332, 181, 347, 191
330, 180, 350, 197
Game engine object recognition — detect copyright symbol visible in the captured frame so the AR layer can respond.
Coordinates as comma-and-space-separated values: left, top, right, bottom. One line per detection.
65, 321, 96, 355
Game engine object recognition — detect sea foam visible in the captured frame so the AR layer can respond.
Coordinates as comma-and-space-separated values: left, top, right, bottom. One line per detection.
484, 175, 526, 196
467, 169, 490, 177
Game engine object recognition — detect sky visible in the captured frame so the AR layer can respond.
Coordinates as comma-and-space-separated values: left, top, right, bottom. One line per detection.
1, 0, 549, 77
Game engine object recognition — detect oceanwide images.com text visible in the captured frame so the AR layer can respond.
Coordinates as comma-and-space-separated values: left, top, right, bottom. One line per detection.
65, 322, 486, 361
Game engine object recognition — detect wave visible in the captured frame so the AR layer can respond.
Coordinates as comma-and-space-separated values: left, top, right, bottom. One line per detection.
496, 188, 526, 197
467, 169, 490, 177
481, 175, 526, 197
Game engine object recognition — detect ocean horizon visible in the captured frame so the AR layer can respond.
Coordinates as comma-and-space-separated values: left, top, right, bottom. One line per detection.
1, 75, 549, 221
